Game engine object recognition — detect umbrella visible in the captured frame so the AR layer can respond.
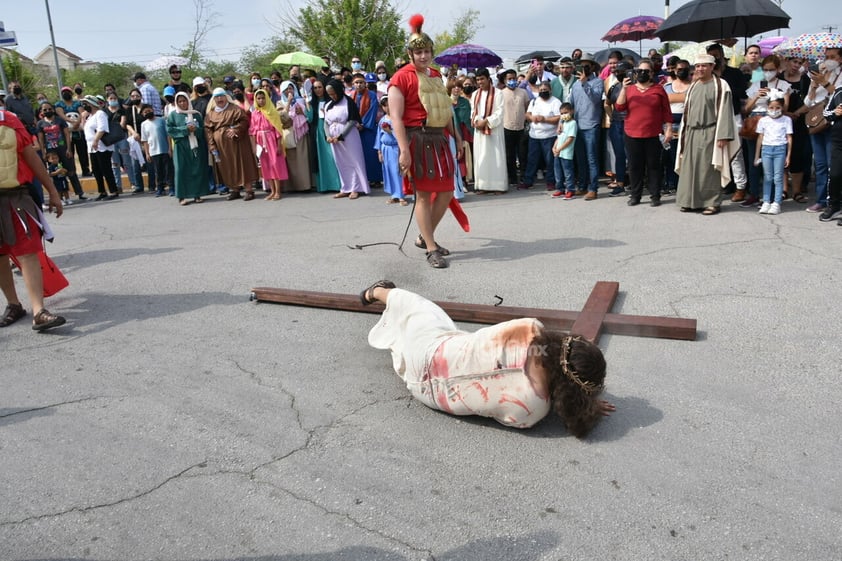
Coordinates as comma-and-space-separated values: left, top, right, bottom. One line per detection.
434, 44, 502, 69
515, 50, 562, 65
602, 15, 664, 43
146, 55, 189, 72
773, 33, 842, 62
665, 41, 736, 62
757, 35, 788, 56
271, 51, 326, 68
655, 0, 790, 42
593, 47, 641, 65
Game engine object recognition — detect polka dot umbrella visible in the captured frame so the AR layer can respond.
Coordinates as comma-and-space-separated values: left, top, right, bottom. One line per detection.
773, 33, 842, 62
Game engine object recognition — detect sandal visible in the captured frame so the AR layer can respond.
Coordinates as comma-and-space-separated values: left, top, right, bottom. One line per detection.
194, 197, 204, 203
415, 235, 450, 256
359, 280, 396, 305
349, 192, 359, 200
334, 192, 350, 198
399, 199, 408, 206
426, 249, 449, 269
792, 193, 807, 203
179, 199, 189, 206
702, 206, 720, 215
1, 303, 26, 327
244, 191, 255, 201
32, 308, 66, 331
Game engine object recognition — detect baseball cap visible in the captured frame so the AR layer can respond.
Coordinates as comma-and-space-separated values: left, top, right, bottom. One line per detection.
223, 75, 235, 84
61, 86, 73, 93
192, 76, 205, 87
364, 72, 377, 83
163, 85, 176, 97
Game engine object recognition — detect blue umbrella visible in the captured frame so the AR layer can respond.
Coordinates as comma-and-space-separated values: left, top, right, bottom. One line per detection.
434, 44, 502, 69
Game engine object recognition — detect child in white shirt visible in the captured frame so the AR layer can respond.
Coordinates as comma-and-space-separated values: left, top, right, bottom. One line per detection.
754, 96, 792, 215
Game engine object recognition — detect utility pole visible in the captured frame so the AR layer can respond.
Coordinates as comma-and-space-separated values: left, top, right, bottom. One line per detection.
44, 0, 64, 93
822, 25, 836, 34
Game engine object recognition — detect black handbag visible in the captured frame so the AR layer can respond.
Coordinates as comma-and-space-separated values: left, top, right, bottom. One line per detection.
101, 112, 127, 146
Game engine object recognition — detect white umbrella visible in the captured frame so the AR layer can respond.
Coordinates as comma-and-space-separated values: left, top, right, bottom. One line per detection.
146, 55, 190, 72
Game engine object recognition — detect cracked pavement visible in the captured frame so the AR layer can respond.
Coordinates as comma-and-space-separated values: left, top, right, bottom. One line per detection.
1, 187, 840, 560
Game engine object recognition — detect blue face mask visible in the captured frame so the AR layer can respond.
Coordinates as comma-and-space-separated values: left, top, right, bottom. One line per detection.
506, 80, 517, 89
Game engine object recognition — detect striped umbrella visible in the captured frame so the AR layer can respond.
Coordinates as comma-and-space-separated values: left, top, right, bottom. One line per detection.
773, 32, 842, 62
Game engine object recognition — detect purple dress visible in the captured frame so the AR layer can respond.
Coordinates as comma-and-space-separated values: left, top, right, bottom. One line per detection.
324, 97, 369, 194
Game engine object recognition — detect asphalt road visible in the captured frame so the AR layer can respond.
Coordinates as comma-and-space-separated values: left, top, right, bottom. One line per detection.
2, 185, 840, 561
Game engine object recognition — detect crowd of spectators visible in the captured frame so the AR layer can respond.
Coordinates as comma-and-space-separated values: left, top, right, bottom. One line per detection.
0, 41, 841, 223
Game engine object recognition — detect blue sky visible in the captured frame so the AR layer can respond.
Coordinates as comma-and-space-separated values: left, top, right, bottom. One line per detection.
3, 0, 834, 69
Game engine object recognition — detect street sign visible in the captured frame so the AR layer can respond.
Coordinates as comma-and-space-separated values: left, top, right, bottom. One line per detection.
0, 31, 18, 47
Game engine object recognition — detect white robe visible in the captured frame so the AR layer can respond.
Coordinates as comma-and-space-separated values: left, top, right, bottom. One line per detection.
470, 88, 508, 191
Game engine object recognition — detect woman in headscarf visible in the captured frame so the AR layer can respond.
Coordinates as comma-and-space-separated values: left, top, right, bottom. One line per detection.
204, 87, 259, 201
166, 92, 210, 205
249, 89, 288, 200
307, 79, 342, 193
277, 81, 313, 191
324, 79, 370, 199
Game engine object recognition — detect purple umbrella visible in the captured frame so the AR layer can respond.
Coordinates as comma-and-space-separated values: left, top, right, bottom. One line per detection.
757, 35, 788, 56
602, 15, 665, 42
434, 44, 502, 69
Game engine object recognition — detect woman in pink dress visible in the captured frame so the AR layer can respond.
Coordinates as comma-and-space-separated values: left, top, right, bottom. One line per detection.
249, 89, 288, 200
362, 280, 615, 434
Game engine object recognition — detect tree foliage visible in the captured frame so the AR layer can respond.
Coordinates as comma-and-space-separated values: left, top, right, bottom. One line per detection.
433, 9, 483, 54
1, 51, 42, 95
63, 62, 143, 97
239, 35, 299, 76
281, 0, 405, 71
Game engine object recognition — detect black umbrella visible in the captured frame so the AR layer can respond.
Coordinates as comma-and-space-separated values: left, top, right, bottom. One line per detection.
515, 50, 562, 65
655, 0, 790, 42
593, 47, 641, 65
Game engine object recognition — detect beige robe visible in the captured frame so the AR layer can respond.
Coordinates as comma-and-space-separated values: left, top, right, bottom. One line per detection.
204, 103, 259, 189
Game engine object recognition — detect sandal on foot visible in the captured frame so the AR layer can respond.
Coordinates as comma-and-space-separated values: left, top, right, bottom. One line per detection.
194, 197, 204, 203
702, 206, 720, 215
244, 191, 255, 201
415, 235, 450, 256
792, 193, 807, 203
1, 303, 26, 327
426, 249, 449, 269
399, 199, 408, 206
32, 308, 66, 331
360, 280, 396, 305
179, 199, 189, 206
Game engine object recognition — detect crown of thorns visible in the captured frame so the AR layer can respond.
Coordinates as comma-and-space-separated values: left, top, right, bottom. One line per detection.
560, 336, 603, 394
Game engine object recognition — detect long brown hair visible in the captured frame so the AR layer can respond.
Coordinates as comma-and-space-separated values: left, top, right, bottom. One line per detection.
531, 331, 607, 438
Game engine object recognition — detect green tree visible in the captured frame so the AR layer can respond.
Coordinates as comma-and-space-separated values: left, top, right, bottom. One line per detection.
1, 50, 44, 97
63, 62, 143, 97
433, 9, 482, 54
281, 0, 405, 71
239, 35, 299, 76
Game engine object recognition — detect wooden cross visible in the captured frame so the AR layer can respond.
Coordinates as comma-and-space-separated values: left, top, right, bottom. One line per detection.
250, 281, 696, 344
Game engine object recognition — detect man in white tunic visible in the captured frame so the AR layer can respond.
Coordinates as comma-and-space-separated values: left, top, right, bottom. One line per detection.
470, 68, 507, 193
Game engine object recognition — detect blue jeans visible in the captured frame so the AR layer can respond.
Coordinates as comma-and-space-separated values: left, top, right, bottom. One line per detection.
761, 144, 786, 204
810, 129, 832, 205
110, 139, 132, 189
553, 156, 575, 192
523, 136, 556, 185
574, 127, 599, 192
130, 158, 145, 190
608, 119, 626, 185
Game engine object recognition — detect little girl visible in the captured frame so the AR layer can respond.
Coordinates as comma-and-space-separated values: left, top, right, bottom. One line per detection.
754, 93, 792, 215
374, 96, 405, 205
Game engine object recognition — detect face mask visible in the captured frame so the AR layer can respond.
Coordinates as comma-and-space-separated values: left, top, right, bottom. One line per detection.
767, 108, 782, 118
108, 100, 119, 108
538, 91, 551, 100
463, 85, 476, 96
560, 113, 572, 121
272, 79, 281, 87
636, 70, 651, 83
251, 79, 261, 88
352, 62, 361, 70
505, 79, 516, 89
378, 73, 387, 81
824, 59, 840, 72
12, 86, 22, 96
43, 110, 55, 118
130, 98, 140, 105
763, 70, 777, 81
676, 68, 691, 81
195, 86, 206, 95
74, 87, 83, 95
61, 92, 73, 101
165, 96, 174, 104
234, 93, 245, 102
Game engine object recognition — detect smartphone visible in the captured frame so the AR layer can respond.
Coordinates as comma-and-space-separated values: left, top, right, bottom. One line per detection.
760, 79, 768, 89
575, 65, 584, 75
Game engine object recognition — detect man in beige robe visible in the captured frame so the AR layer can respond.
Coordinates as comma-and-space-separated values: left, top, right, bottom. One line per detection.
675, 55, 741, 215
204, 88, 259, 200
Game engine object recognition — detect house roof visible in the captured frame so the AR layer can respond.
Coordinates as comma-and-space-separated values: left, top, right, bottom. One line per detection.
32, 45, 83, 62
0, 47, 34, 63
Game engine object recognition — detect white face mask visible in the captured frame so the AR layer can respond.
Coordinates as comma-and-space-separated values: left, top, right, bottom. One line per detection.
377, 73, 387, 81
763, 70, 777, 82
824, 59, 840, 72
767, 108, 782, 118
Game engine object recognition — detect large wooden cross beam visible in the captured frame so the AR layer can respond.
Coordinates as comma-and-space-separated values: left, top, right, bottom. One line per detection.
250, 281, 696, 345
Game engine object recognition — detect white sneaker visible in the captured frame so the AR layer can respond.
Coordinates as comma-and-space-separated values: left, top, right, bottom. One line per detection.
758, 201, 771, 214
63, 198, 73, 206
768, 202, 781, 215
